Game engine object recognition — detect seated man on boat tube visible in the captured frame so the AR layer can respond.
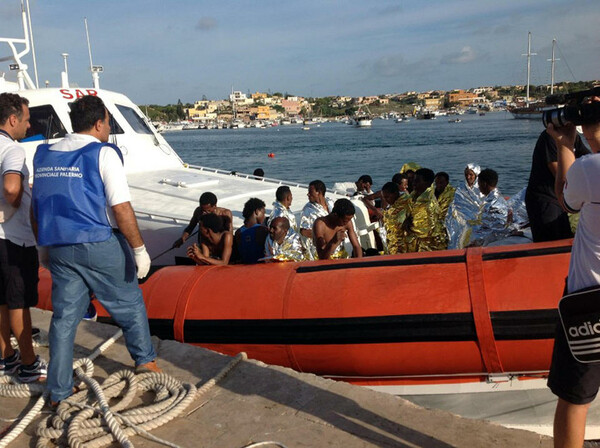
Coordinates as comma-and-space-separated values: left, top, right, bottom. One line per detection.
465, 168, 511, 247
399, 162, 421, 194
300, 180, 334, 260
400, 168, 447, 253
379, 181, 410, 255
234, 198, 269, 264
332, 174, 374, 198
433, 172, 455, 222
173, 191, 233, 248
361, 173, 409, 216
263, 217, 305, 262
445, 163, 485, 249
266, 186, 297, 233
187, 213, 233, 265
313, 198, 363, 260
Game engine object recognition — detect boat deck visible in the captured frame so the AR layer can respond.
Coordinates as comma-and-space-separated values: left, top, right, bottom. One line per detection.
0, 309, 556, 447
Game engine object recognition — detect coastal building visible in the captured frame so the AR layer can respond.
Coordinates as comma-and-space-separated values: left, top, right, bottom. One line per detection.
250, 105, 276, 120
424, 97, 443, 110
446, 90, 479, 105
251, 92, 268, 101
229, 90, 253, 105
193, 100, 220, 114
472, 87, 494, 94
186, 107, 217, 121
281, 98, 302, 116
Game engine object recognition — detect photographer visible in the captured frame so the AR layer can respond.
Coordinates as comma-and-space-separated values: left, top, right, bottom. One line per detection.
525, 130, 588, 242
546, 95, 600, 448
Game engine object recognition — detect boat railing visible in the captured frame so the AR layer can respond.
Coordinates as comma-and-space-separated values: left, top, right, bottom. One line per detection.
184, 163, 379, 201
133, 209, 189, 224
184, 163, 315, 190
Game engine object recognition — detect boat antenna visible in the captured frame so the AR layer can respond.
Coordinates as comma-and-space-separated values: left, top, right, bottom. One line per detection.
522, 32, 537, 106
24, 0, 39, 88
84, 18, 102, 89
60, 53, 69, 88
547, 38, 559, 96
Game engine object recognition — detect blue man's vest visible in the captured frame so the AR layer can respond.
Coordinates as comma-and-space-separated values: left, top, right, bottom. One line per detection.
32, 141, 123, 246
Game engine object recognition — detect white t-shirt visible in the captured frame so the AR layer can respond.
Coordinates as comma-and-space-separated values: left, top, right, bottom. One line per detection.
47, 133, 131, 227
563, 152, 600, 292
0, 133, 36, 246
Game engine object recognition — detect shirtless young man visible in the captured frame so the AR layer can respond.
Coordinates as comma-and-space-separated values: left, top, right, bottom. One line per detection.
174, 192, 233, 247
187, 213, 233, 265
313, 198, 363, 260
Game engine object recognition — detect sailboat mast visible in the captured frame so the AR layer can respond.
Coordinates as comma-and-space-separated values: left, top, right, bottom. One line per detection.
526, 32, 531, 105
548, 38, 559, 95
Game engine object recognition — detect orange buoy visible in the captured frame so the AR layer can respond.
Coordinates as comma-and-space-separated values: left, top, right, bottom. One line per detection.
268, 153, 275, 158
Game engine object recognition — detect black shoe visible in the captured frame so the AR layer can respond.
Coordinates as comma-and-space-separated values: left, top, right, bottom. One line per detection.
0, 350, 21, 376
17, 355, 47, 383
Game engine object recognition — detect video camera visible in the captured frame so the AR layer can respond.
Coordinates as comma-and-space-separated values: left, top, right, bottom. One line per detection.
542, 86, 600, 128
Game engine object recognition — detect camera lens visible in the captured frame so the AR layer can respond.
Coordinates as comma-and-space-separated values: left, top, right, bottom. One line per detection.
542, 106, 580, 129
542, 108, 566, 128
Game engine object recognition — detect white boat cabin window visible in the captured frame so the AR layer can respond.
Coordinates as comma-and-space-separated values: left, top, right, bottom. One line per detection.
115, 104, 153, 135
108, 113, 124, 135
23, 105, 67, 142
66, 102, 124, 135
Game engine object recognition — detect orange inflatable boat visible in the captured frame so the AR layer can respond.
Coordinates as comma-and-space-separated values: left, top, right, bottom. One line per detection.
37, 239, 571, 389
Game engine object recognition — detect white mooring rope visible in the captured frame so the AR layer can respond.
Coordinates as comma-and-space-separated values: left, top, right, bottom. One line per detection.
0, 328, 269, 448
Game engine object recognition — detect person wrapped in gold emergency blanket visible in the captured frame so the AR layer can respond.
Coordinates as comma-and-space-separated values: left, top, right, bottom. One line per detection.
383, 169, 447, 253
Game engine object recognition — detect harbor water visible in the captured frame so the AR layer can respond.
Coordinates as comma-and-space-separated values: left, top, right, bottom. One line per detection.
164, 111, 547, 197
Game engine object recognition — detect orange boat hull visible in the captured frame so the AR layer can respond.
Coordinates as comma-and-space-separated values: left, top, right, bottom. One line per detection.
37, 239, 570, 386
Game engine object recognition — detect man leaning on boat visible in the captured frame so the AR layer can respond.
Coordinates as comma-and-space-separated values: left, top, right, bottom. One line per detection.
31, 95, 160, 405
0, 93, 47, 383
546, 94, 600, 448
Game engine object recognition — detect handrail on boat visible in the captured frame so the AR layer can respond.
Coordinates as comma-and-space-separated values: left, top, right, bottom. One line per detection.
184, 163, 343, 192
133, 209, 189, 224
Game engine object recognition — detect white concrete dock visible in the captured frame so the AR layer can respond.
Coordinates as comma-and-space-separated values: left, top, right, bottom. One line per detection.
0, 309, 555, 447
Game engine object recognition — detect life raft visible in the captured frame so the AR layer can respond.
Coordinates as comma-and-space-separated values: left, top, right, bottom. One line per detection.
37, 239, 571, 387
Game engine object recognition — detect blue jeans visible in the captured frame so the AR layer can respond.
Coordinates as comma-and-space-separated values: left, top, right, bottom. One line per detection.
46, 233, 156, 402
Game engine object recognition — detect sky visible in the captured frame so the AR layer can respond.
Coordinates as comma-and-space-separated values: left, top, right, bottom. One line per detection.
1, 0, 599, 104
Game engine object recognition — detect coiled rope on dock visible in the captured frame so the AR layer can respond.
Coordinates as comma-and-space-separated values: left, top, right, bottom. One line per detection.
0, 328, 248, 448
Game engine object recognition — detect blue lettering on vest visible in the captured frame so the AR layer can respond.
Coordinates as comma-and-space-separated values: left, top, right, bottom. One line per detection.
32, 141, 123, 246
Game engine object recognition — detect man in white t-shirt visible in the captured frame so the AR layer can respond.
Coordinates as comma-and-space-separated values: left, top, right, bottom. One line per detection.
0, 93, 46, 383
31, 95, 159, 405
546, 96, 600, 447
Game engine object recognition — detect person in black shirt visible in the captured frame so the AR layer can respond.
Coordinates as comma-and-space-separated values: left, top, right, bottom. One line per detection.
525, 130, 589, 242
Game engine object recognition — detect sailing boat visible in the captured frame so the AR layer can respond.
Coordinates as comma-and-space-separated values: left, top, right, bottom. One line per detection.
508, 32, 557, 119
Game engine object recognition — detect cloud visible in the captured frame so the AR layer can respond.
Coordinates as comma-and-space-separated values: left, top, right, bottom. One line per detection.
195, 17, 217, 31
441, 46, 477, 64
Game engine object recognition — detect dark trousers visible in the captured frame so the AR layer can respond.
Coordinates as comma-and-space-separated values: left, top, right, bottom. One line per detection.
525, 196, 573, 243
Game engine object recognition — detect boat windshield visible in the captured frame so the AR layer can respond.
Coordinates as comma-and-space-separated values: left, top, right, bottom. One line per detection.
65, 101, 124, 135
116, 104, 153, 135
23, 105, 67, 142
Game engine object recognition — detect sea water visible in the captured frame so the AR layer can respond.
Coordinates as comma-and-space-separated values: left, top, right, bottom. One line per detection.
164, 111, 547, 196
